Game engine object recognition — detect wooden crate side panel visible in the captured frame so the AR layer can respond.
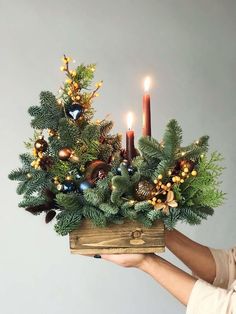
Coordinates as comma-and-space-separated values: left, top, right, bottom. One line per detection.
69, 219, 165, 254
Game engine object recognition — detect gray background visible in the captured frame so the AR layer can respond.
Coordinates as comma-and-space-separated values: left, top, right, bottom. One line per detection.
1, 0, 236, 313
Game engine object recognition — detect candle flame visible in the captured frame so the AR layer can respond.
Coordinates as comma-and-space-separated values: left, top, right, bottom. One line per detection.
144, 76, 151, 92
127, 112, 133, 130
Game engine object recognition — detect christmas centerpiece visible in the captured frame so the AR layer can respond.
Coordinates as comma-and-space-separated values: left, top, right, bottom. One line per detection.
9, 56, 225, 254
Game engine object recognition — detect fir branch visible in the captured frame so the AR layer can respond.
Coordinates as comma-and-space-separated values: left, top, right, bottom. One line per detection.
82, 205, 106, 227
138, 136, 163, 160
58, 117, 81, 147
162, 119, 182, 159
56, 193, 84, 211
29, 91, 63, 130
8, 168, 29, 181
54, 209, 82, 236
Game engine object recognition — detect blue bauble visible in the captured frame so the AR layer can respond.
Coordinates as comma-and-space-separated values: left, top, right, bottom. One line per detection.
75, 170, 83, 180
116, 160, 128, 175
78, 180, 94, 192
67, 102, 84, 120
127, 165, 136, 175
63, 181, 76, 193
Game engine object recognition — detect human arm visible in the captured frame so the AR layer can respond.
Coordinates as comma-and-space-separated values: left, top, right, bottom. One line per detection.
165, 229, 216, 284
101, 253, 197, 305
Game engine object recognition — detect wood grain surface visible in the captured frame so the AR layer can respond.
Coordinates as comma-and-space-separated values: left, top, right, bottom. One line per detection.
69, 219, 165, 254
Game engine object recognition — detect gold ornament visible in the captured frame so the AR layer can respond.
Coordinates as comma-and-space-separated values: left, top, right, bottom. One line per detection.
48, 129, 58, 137
69, 152, 80, 163
58, 147, 72, 161
153, 190, 178, 215
34, 137, 48, 152
135, 180, 156, 201
66, 175, 73, 181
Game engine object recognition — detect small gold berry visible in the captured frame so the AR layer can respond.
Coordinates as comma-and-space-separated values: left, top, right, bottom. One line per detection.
184, 167, 189, 173
66, 175, 73, 181
158, 174, 163, 180
191, 170, 197, 176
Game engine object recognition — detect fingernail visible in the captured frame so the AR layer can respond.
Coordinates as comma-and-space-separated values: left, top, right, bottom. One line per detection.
94, 254, 101, 258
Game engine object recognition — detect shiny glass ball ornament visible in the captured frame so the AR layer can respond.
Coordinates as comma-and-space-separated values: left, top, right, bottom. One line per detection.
62, 181, 76, 193
34, 137, 48, 152
127, 165, 136, 176
78, 180, 94, 192
58, 147, 72, 161
75, 170, 83, 180
66, 102, 84, 120
116, 160, 129, 175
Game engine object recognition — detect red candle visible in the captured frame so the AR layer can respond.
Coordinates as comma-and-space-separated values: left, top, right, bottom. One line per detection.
142, 77, 151, 137
126, 112, 136, 162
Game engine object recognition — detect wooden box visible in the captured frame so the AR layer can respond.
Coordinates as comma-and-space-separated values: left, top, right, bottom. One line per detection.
69, 219, 165, 254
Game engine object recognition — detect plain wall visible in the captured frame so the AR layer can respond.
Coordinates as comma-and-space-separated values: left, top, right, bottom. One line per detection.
1, 0, 236, 313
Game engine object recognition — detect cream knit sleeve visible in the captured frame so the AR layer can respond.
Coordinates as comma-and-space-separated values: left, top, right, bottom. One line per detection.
186, 279, 236, 314
186, 247, 236, 314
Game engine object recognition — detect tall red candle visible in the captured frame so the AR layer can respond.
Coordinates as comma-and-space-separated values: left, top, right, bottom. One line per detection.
142, 77, 152, 137
126, 112, 136, 162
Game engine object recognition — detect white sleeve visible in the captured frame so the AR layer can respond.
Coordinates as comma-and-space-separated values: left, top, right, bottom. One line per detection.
186, 279, 236, 314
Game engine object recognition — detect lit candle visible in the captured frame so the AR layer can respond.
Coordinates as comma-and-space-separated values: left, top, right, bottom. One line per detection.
126, 112, 136, 163
142, 76, 151, 137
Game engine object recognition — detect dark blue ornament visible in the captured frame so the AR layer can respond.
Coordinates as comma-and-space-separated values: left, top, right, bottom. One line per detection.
67, 102, 84, 120
63, 181, 76, 193
75, 170, 83, 180
116, 160, 128, 175
127, 165, 136, 176
78, 180, 94, 192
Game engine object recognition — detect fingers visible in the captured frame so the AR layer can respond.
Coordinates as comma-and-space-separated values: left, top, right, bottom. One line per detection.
78, 253, 102, 258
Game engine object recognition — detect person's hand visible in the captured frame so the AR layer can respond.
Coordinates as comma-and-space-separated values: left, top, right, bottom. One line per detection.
100, 253, 153, 268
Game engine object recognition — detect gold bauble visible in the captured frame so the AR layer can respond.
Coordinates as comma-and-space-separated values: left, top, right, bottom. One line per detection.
135, 180, 156, 201
34, 137, 48, 152
58, 147, 72, 161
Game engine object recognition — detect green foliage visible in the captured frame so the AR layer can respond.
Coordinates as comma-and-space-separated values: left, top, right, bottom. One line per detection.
138, 136, 163, 160
99, 203, 119, 216
29, 91, 63, 130
111, 163, 140, 205
180, 151, 225, 208
54, 209, 82, 236
162, 119, 182, 159
76, 63, 96, 89
8, 168, 29, 181
100, 120, 114, 137
56, 193, 84, 211
16, 171, 51, 196
58, 118, 81, 147
83, 187, 106, 207
82, 205, 106, 227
